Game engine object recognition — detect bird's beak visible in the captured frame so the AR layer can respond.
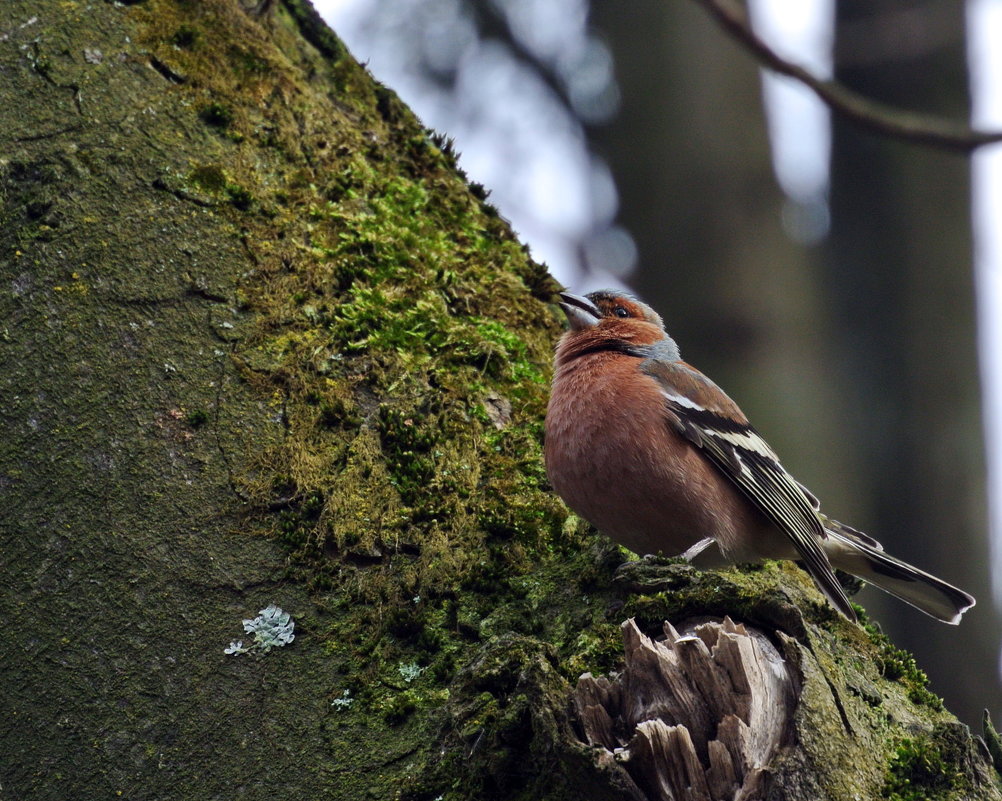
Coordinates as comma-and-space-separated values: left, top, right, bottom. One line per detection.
558, 292, 601, 331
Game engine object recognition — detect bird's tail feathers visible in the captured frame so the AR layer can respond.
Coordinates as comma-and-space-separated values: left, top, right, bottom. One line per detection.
822, 520, 975, 625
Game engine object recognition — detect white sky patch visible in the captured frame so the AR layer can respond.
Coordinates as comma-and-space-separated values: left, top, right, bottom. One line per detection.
968, 0, 1002, 608
747, 0, 833, 200
748, 0, 834, 243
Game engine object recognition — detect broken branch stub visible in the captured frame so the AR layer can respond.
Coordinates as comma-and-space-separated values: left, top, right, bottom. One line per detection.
574, 617, 797, 801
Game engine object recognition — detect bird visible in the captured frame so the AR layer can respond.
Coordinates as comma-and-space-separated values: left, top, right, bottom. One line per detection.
544, 289, 976, 624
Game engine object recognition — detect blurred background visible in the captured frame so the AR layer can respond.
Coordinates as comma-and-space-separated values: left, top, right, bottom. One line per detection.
312, 0, 1001, 727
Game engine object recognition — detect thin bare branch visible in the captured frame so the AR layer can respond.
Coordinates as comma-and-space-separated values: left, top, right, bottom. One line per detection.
691, 0, 1002, 153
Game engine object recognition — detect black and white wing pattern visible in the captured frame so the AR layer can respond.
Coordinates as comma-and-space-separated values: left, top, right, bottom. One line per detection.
643, 359, 855, 620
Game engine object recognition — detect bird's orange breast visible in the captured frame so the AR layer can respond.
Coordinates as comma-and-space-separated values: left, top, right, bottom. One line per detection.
545, 351, 767, 558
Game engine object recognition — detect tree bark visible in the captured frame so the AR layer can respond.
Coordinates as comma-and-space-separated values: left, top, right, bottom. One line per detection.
0, 2, 997, 799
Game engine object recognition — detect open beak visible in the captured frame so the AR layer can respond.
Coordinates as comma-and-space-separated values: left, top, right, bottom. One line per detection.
558, 292, 601, 331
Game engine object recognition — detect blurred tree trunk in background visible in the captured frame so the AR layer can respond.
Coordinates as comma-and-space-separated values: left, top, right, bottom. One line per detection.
588, 1, 864, 515
825, 0, 996, 726
590, 0, 999, 724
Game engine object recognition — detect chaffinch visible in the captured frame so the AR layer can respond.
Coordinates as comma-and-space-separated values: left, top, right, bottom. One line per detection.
544, 289, 976, 624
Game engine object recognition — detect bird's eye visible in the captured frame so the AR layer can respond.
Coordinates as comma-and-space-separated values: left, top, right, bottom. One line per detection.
613, 306, 629, 318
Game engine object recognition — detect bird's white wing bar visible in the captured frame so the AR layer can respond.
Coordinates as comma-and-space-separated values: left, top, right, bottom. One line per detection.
653, 384, 855, 620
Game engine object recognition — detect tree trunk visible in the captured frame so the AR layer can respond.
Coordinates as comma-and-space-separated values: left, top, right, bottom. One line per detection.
0, 1, 997, 799
826, 0, 996, 725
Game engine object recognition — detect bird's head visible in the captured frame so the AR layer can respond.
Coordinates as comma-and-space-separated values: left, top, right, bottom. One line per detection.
554, 290, 677, 365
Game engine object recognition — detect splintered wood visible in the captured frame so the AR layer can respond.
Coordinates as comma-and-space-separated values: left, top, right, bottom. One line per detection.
574, 617, 796, 801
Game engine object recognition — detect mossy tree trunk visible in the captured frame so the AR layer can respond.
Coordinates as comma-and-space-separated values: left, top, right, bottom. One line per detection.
1, 2, 998, 799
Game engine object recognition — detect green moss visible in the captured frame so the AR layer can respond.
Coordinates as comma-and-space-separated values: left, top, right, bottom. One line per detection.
224, 182, 254, 211
882, 728, 972, 800
865, 622, 944, 710
984, 711, 1002, 777
184, 164, 254, 210
199, 101, 233, 128
377, 406, 437, 502
559, 622, 623, 680
281, 0, 351, 63
457, 319, 545, 384
185, 408, 209, 428
618, 561, 785, 626
381, 690, 420, 726
187, 163, 228, 193
170, 25, 198, 48
228, 44, 270, 75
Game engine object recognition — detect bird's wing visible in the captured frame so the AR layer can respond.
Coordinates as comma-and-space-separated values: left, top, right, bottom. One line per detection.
642, 358, 855, 620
